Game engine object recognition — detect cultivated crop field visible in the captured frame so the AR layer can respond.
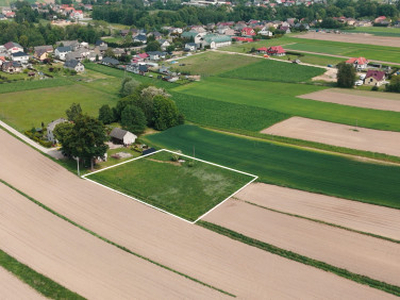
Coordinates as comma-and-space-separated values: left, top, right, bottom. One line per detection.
146, 125, 400, 209
343, 27, 400, 37
173, 77, 400, 132
218, 59, 325, 83
85, 150, 256, 222
171, 51, 260, 76
0, 85, 117, 131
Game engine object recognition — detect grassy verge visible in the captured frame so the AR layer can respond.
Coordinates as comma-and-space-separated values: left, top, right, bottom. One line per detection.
238, 198, 400, 244
198, 221, 400, 297
0, 179, 235, 298
0, 249, 84, 299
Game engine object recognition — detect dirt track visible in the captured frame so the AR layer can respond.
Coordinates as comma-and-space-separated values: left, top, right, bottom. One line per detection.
299, 89, 400, 112
204, 199, 400, 286
294, 31, 400, 48
0, 129, 396, 299
262, 117, 400, 157
235, 183, 400, 241
0, 267, 46, 300
0, 184, 225, 299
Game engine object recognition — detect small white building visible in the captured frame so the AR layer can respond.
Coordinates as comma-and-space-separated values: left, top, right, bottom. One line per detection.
55, 46, 72, 60
11, 51, 29, 64
110, 128, 137, 146
64, 59, 85, 72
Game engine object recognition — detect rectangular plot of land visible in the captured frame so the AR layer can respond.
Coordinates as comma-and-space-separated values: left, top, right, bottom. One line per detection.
298, 89, 400, 112
84, 150, 256, 223
262, 117, 400, 157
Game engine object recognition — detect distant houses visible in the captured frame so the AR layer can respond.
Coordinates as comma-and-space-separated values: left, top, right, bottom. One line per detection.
346, 57, 369, 70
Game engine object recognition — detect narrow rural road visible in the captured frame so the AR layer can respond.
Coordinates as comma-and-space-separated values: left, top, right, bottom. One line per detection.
0, 120, 63, 159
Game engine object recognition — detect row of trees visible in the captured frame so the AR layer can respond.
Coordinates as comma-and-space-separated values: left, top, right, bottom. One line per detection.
92, 0, 400, 29
99, 78, 184, 133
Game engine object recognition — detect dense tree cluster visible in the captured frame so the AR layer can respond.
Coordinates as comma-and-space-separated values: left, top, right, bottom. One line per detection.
336, 62, 356, 88
385, 76, 400, 93
99, 79, 184, 133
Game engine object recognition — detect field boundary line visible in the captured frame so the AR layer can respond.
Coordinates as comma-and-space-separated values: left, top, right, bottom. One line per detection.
83, 149, 258, 224
0, 179, 236, 298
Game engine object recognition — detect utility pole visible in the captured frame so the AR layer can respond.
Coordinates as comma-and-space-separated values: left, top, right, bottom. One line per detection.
76, 156, 80, 177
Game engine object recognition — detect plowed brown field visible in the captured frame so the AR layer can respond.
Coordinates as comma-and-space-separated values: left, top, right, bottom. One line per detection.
0, 129, 396, 299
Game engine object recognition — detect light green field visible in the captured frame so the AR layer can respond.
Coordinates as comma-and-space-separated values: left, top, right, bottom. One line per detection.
344, 27, 400, 37
173, 77, 400, 132
146, 125, 400, 209
87, 150, 254, 221
171, 52, 260, 76
0, 84, 118, 131
218, 59, 325, 83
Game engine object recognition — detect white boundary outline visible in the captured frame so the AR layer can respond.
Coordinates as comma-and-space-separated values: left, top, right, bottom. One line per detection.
82, 149, 258, 224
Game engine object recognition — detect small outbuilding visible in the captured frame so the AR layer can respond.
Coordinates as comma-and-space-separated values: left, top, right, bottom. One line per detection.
110, 128, 137, 146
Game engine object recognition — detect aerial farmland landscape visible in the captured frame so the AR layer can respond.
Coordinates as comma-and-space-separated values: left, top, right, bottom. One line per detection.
0, 0, 400, 298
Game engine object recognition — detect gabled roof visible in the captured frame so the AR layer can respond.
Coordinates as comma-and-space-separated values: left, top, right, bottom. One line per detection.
182, 31, 199, 39
110, 128, 136, 140
12, 51, 28, 57
365, 70, 385, 81
346, 57, 368, 65
102, 57, 119, 65
137, 53, 149, 59
241, 27, 255, 35
64, 59, 80, 68
56, 46, 72, 53
134, 34, 147, 41
4, 41, 23, 50
267, 46, 285, 54
203, 34, 231, 43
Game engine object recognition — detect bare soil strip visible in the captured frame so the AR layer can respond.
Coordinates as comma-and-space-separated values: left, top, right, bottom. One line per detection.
0, 184, 227, 299
262, 117, 400, 157
204, 199, 400, 286
0, 130, 395, 299
298, 89, 400, 112
236, 183, 400, 241
0, 267, 46, 300
294, 32, 400, 48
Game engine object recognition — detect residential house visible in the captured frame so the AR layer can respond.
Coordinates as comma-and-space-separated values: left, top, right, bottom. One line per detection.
120, 29, 130, 37
34, 45, 53, 53
259, 27, 273, 36
182, 31, 206, 43
364, 70, 386, 87
65, 49, 90, 62
241, 27, 256, 37
64, 59, 85, 72
257, 46, 268, 54
278, 25, 291, 34
346, 57, 368, 70
147, 51, 167, 61
56, 40, 80, 51
149, 31, 163, 40
112, 48, 125, 58
95, 40, 108, 48
2, 61, 22, 73
0, 13, 6, 20
126, 63, 148, 75
11, 52, 29, 64
267, 46, 286, 56
184, 42, 198, 51
200, 34, 232, 49
133, 33, 147, 44
0, 56, 5, 66
101, 57, 119, 67
135, 52, 149, 62
88, 48, 102, 61
158, 39, 170, 51
55, 46, 72, 60
47, 118, 68, 144
34, 49, 49, 61
191, 25, 206, 33
4, 42, 23, 54
109, 128, 137, 145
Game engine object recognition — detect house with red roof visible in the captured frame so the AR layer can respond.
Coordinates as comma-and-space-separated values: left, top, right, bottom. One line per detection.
346, 57, 368, 70
364, 70, 386, 87
232, 36, 254, 42
267, 46, 286, 56
241, 27, 256, 37
257, 47, 268, 54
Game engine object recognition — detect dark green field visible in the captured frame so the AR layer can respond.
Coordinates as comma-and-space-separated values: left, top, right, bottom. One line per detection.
87, 150, 254, 221
146, 125, 400, 209
218, 59, 325, 83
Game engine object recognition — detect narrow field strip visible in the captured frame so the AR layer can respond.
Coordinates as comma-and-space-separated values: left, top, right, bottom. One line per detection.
263, 117, 400, 157
203, 199, 400, 286
0, 264, 58, 300
1, 130, 395, 299
299, 89, 400, 112
236, 183, 400, 241
0, 180, 235, 299
198, 221, 400, 298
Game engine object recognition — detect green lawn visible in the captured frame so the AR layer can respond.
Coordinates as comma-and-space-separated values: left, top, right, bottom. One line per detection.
0, 84, 118, 131
171, 51, 260, 76
173, 77, 400, 132
0, 78, 73, 94
218, 59, 325, 83
86, 150, 254, 221
343, 27, 400, 37
146, 125, 400, 209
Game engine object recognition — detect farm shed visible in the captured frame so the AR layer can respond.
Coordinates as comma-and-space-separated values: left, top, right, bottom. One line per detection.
110, 128, 137, 146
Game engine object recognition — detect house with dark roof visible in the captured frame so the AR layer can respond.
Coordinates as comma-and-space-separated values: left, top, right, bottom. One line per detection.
1, 61, 22, 73
11, 51, 29, 63
64, 59, 85, 72
0, 14, 7, 20
364, 70, 386, 87
346, 57, 368, 70
101, 57, 119, 67
184, 42, 198, 51
55, 46, 72, 60
110, 128, 137, 145
4, 41, 23, 54
133, 34, 147, 44
158, 39, 171, 51
95, 40, 107, 47
34, 49, 49, 61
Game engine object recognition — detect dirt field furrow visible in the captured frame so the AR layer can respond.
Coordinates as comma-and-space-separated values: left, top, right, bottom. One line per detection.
204, 199, 400, 286
262, 117, 400, 157
298, 89, 400, 112
0, 267, 46, 300
294, 32, 400, 48
235, 183, 400, 241
0, 129, 397, 299
0, 184, 227, 300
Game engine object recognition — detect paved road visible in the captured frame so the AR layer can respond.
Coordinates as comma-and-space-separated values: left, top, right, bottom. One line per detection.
0, 120, 64, 159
